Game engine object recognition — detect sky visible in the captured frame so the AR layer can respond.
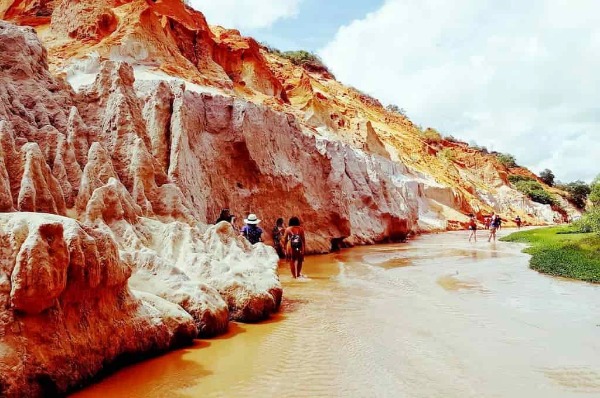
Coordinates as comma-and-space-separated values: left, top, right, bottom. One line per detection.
189, 0, 599, 183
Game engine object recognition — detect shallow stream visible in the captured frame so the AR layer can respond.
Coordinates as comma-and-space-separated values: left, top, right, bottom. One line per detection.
72, 229, 600, 397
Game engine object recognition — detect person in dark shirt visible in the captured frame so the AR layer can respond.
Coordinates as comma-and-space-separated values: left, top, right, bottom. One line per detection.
488, 215, 501, 242
215, 208, 234, 224
272, 217, 286, 259
241, 213, 263, 244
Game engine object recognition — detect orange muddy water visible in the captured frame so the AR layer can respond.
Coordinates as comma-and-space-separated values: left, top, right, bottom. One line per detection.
72, 230, 600, 397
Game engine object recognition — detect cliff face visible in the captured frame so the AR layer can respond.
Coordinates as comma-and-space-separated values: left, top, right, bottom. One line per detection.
0, 20, 281, 397
0, 0, 579, 395
1, 0, 573, 234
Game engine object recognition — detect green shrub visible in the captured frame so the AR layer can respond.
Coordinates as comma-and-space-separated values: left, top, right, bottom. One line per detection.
573, 207, 600, 234
496, 152, 517, 168
561, 180, 591, 209
420, 127, 442, 143
508, 174, 535, 184
279, 50, 332, 74
589, 174, 600, 207
513, 180, 557, 205
386, 104, 406, 116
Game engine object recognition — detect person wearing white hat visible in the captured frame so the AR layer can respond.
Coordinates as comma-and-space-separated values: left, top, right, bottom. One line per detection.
241, 213, 263, 244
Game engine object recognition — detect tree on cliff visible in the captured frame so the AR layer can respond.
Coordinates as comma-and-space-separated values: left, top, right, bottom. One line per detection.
386, 104, 406, 116
496, 153, 517, 168
589, 174, 600, 207
559, 180, 591, 209
539, 169, 555, 186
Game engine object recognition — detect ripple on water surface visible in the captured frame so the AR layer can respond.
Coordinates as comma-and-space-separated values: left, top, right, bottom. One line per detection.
71, 231, 600, 398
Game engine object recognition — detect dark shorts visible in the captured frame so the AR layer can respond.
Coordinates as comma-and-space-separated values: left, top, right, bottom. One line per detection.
289, 248, 304, 262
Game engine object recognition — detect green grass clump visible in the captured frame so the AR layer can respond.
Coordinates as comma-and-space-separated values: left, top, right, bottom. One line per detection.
501, 227, 600, 283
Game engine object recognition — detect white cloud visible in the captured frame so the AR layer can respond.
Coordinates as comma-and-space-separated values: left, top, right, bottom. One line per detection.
320, 0, 600, 182
188, 0, 302, 30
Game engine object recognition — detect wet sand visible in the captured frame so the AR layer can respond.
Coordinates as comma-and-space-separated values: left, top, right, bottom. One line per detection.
72, 229, 600, 397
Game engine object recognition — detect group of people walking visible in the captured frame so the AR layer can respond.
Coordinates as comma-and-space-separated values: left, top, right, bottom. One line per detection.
467, 213, 523, 242
467, 213, 503, 242
215, 209, 306, 279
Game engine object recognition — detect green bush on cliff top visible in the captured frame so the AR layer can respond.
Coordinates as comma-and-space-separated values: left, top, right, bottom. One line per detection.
512, 180, 557, 206
262, 44, 333, 76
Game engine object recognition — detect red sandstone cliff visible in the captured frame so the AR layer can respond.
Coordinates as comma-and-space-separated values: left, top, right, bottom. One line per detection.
0, 0, 580, 395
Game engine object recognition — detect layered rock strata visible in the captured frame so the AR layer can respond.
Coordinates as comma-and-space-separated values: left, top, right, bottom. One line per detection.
0, 20, 282, 396
0, 213, 197, 397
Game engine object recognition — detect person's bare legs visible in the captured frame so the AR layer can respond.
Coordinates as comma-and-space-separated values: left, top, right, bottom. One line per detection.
297, 257, 304, 277
289, 256, 297, 278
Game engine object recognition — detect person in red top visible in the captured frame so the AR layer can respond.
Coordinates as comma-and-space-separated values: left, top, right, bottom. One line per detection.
283, 216, 306, 279
467, 214, 477, 242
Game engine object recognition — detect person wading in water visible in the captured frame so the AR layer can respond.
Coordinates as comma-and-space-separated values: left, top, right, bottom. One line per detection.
488, 214, 501, 242
515, 216, 522, 230
272, 217, 286, 259
283, 216, 306, 279
467, 214, 477, 242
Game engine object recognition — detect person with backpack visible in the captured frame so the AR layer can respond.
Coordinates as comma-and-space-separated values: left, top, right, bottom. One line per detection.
515, 216, 522, 230
283, 216, 306, 279
488, 215, 501, 242
272, 217, 286, 259
241, 213, 263, 245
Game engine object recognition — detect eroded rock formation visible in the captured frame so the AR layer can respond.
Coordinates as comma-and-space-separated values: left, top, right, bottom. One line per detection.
0, 0, 582, 395
0, 20, 281, 396
0, 213, 197, 397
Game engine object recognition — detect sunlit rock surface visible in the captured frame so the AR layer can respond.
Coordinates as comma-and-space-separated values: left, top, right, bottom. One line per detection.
0, 1, 583, 395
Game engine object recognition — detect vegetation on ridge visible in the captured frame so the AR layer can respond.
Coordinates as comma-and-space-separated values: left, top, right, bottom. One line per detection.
501, 227, 600, 283
495, 152, 518, 168
507, 175, 558, 206
262, 44, 333, 76
539, 168, 555, 186
556, 180, 592, 209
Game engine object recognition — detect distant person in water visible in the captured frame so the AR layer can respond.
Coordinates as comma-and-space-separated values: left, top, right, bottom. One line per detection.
272, 217, 286, 259
241, 214, 263, 244
284, 216, 306, 279
488, 215, 501, 242
485, 216, 493, 230
215, 208, 234, 224
515, 216, 522, 230
467, 214, 477, 242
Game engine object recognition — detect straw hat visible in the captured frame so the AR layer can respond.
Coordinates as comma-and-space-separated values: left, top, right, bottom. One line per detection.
244, 214, 261, 224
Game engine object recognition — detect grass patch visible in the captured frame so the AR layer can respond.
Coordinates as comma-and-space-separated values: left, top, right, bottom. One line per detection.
501, 227, 600, 283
